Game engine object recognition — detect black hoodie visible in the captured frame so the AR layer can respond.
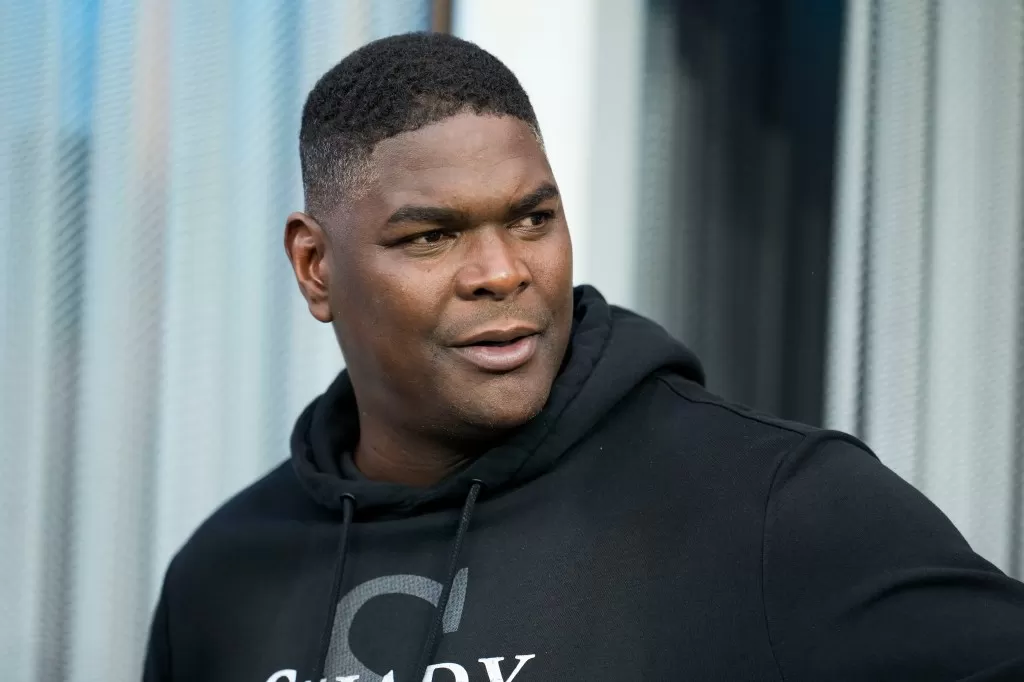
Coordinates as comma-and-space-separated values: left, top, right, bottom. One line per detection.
144, 286, 1024, 682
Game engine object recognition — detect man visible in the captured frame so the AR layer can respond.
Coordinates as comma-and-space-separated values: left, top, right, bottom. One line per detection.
144, 32, 1024, 682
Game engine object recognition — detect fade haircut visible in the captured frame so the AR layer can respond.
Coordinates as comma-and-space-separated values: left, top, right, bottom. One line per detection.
299, 32, 542, 218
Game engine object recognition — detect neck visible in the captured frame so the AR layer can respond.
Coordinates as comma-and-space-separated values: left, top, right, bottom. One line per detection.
353, 413, 489, 487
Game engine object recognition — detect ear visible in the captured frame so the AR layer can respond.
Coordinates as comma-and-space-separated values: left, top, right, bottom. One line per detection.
284, 212, 333, 323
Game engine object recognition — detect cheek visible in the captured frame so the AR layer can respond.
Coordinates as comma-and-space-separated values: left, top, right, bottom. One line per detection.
329, 255, 395, 353
533, 228, 574, 290
338, 255, 449, 347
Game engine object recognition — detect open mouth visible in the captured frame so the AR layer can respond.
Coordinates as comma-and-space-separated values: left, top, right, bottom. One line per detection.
452, 333, 539, 372
471, 336, 530, 347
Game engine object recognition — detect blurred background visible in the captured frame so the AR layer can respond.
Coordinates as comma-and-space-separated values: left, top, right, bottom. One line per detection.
2, 0, 1023, 679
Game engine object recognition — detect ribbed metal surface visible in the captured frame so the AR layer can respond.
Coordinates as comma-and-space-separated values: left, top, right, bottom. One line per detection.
827, 0, 1024, 576
0, 2, 431, 680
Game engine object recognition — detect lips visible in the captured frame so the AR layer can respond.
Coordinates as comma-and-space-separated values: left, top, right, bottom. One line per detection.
450, 325, 541, 372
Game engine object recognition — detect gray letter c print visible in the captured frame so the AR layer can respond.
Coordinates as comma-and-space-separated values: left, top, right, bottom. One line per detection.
322, 569, 469, 682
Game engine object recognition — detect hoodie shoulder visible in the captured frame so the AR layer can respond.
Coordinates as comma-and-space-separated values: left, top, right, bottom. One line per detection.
654, 372, 820, 439
606, 370, 872, 492
198, 459, 319, 528
623, 371, 881, 501
165, 460, 325, 586
153, 461, 332, 675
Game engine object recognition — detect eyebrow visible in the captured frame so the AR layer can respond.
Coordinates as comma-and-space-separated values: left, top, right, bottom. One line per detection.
386, 204, 467, 226
508, 182, 560, 216
385, 182, 560, 226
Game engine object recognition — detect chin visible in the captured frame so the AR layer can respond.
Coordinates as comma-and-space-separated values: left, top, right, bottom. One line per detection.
454, 384, 550, 432
477, 403, 545, 430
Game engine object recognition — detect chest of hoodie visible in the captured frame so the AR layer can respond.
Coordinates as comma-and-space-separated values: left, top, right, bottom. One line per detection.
177, 431, 787, 682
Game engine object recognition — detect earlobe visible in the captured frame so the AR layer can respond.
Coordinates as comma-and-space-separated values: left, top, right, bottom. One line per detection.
284, 212, 333, 323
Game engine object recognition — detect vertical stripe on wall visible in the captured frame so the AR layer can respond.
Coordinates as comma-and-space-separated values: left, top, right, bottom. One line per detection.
828, 0, 1024, 576
0, 3, 433, 679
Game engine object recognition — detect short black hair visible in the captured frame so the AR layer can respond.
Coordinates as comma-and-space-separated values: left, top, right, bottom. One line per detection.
300, 32, 542, 217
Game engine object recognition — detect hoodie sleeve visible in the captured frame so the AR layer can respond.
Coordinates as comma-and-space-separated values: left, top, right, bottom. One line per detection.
761, 432, 1024, 682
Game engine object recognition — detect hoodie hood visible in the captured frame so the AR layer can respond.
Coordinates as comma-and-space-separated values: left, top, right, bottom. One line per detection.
290, 284, 704, 518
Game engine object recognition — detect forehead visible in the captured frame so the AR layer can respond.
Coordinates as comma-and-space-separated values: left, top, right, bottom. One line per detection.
363, 113, 553, 215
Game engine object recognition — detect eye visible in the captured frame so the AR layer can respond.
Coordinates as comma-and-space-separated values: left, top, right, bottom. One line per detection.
512, 211, 554, 230
410, 230, 449, 245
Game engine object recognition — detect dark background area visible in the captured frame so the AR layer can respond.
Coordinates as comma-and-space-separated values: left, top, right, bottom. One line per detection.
643, 0, 845, 426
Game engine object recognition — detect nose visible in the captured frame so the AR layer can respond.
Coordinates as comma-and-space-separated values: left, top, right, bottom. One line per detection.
454, 227, 532, 301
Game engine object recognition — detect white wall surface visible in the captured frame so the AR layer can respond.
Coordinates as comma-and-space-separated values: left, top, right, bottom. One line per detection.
454, 0, 647, 310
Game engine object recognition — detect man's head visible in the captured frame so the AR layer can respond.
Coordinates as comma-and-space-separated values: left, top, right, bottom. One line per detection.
286, 33, 574, 446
